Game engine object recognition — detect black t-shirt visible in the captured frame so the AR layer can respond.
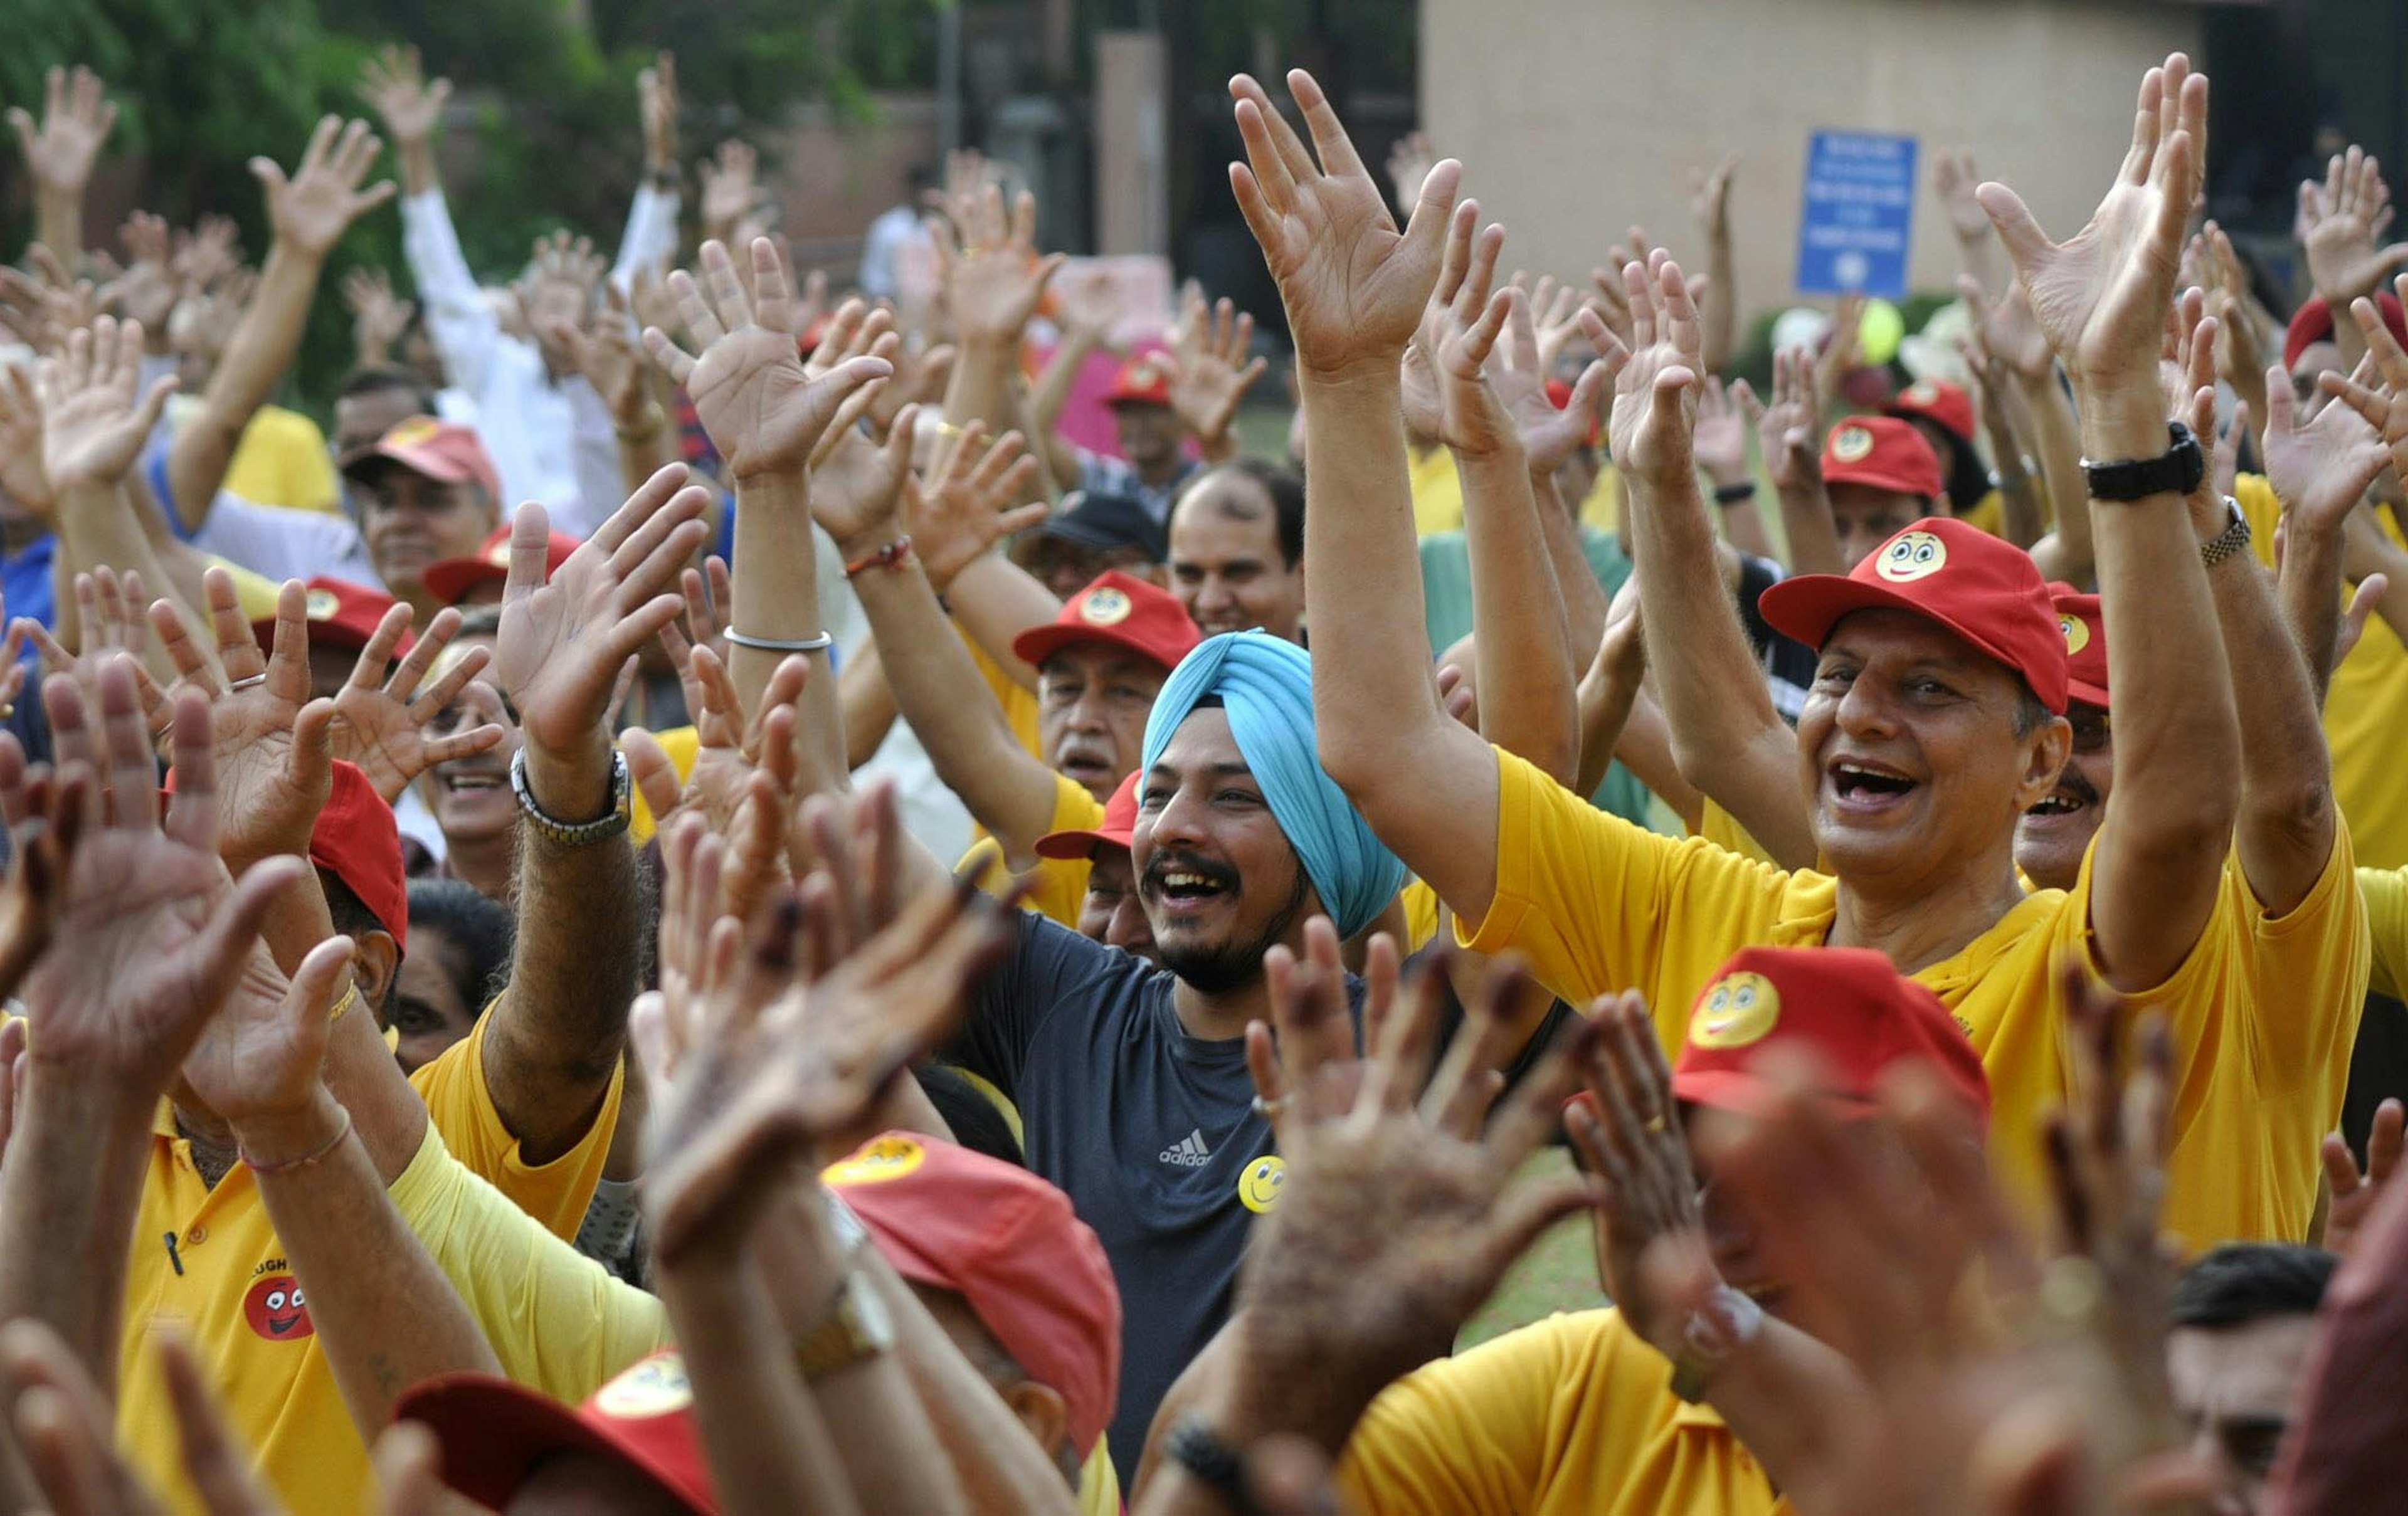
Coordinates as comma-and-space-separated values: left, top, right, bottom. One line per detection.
952, 913, 1329, 1477
1736, 552, 1820, 722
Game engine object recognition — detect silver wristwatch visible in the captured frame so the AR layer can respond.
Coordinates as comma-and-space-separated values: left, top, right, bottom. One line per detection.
2200, 495, 2253, 569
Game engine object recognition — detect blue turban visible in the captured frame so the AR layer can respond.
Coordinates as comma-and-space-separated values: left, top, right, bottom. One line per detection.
1140, 631, 1408, 939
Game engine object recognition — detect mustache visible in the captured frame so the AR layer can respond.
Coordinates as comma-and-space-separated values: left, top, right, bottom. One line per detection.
2050, 769, 2101, 808
1141, 850, 1241, 896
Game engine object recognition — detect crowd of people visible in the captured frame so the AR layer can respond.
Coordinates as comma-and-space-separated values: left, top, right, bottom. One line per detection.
0, 34, 2405, 1515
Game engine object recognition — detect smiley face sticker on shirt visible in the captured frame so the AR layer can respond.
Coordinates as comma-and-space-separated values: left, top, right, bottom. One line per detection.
242, 1274, 314, 1341
1689, 971, 1780, 1050
1237, 1154, 1287, 1214
1876, 529, 1948, 583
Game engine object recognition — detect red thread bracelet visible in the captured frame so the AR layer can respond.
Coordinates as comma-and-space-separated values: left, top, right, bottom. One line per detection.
844, 535, 915, 577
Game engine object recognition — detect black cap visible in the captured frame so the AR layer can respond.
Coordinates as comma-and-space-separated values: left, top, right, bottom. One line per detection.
1036, 490, 1168, 561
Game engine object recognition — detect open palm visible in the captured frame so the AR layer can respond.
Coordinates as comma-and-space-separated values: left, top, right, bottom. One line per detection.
1229, 70, 1455, 378
39, 316, 175, 493
1605, 263, 1704, 485
2265, 376, 2390, 534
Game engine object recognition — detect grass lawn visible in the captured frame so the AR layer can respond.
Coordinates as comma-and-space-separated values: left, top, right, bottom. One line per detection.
1455, 1147, 1608, 1350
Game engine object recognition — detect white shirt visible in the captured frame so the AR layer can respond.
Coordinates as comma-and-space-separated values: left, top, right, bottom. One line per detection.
191, 492, 382, 589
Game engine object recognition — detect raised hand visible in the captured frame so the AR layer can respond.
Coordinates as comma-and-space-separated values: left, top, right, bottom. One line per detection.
865, 337, 954, 440
9, 659, 304, 1099
699, 139, 761, 245
0, 366, 53, 517
1511, 272, 1588, 376
902, 421, 1047, 591
99, 211, 179, 334
1385, 129, 1435, 218
1602, 256, 1705, 487
2299, 145, 2408, 307
172, 214, 245, 296
1958, 271, 2052, 383
1398, 203, 1517, 458
2321, 1098, 2403, 1260
1561, 992, 1719, 1357
1491, 278, 1619, 476
330, 604, 503, 805
2264, 357, 2390, 538
644, 238, 893, 482
625, 643, 803, 853
1230, 70, 1457, 382
547, 283, 655, 432
2318, 287, 2408, 480
1055, 265, 1126, 342
152, 574, 335, 870
1750, 347, 1824, 493
341, 266, 415, 366
1692, 153, 1738, 246
254, 115, 396, 259
1812, 291, 1866, 413
6, 65, 117, 199
37, 315, 177, 495
26, 569, 162, 722
1930, 147, 1990, 245
494, 471, 711, 792
1228, 922, 1601, 1451
636, 826, 1014, 1265
932, 181, 1064, 349
638, 51, 680, 177
357, 45, 450, 149
1978, 54, 2205, 400
808, 398, 921, 557
1165, 292, 1269, 448
516, 229, 605, 360
177, 932, 354, 1149
1691, 374, 1753, 487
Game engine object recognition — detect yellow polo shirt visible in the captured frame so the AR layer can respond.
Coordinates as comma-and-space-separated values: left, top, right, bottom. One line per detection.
118, 1011, 625, 1513
1956, 488, 2004, 538
1410, 445, 1465, 537
628, 725, 700, 845
968, 631, 1043, 760
960, 771, 1106, 930
2236, 475, 2408, 869
2365, 866, 2408, 1001
216, 403, 341, 515
1337, 1308, 1788, 1516
1464, 749, 2362, 1245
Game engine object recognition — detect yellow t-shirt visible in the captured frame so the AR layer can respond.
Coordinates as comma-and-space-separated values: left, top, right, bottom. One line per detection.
1698, 799, 1782, 868
1410, 445, 1466, 537
1400, 878, 1441, 952
1464, 749, 2363, 1244
1578, 462, 1624, 536
1956, 488, 2004, 538
628, 725, 701, 845
2363, 866, 2408, 1002
119, 1015, 626, 1512
1337, 1308, 1789, 1516
958, 771, 1107, 930
2237, 475, 2408, 868
967, 630, 1044, 760
221, 403, 341, 515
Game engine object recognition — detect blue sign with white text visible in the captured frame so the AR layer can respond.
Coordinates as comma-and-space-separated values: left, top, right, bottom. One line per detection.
1796, 131, 1918, 299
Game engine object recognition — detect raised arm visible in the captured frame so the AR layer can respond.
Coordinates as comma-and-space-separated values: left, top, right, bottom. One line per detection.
1613, 261, 1815, 869
487, 473, 711, 1161
2299, 147, 2408, 377
1233, 71, 1504, 921
1030, 272, 1122, 488
1750, 347, 1844, 576
166, 117, 394, 530
205, 937, 505, 1436
1933, 147, 2007, 300
1983, 53, 2238, 989
1692, 155, 1740, 377
1398, 214, 1582, 787
1165, 292, 1269, 468
935, 187, 1064, 448
7, 66, 116, 265
1964, 275, 2096, 585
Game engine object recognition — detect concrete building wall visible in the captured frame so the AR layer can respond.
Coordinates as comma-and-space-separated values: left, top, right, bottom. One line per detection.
1418, 0, 2206, 325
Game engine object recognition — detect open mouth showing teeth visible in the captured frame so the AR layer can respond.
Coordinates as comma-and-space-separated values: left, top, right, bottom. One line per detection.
441, 771, 504, 794
1155, 871, 1228, 902
1830, 762, 1917, 800
2026, 791, 2088, 816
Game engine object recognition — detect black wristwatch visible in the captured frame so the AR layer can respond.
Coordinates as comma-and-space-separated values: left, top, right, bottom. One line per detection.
1165, 1416, 1255, 1511
2081, 421, 2205, 503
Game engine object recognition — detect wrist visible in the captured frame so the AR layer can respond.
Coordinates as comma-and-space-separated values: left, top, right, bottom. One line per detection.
226, 1086, 346, 1169
1701, 459, 1750, 491
523, 732, 617, 822
830, 517, 909, 569
1297, 352, 1407, 394
16, 1059, 155, 1137
2077, 391, 2178, 464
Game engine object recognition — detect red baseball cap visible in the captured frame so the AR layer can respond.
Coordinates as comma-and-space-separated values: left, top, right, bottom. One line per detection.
1886, 379, 1977, 446
1104, 354, 1172, 408
1034, 769, 1140, 861
1672, 946, 1991, 1131
1544, 377, 1603, 448
398, 1350, 712, 1514
1757, 516, 2069, 713
420, 525, 582, 606
826, 1132, 1122, 1458
1821, 416, 1943, 500
1011, 570, 1200, 673
2052, 587, 2109, 708
2285, 292, 2408, 370
250, 576, 414, 657
339, 416, 503, 502
310, 760, 407, 954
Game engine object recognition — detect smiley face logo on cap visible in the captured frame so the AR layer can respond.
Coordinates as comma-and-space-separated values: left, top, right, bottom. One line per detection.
381, 416, 443, 449
304, 588, 343, 622
1830, 424, 1876, 464
1080, 587, 1133, 626
1875, 529, 1948, 583
1237, 1155, 1286, 1214
822, 1134, 926, 1187
1903, 382, 1938, 405
2060, 613, 2092, 656
1689, 971, 1780, 1050
593, 1354, 694, 1420
1126, 362, 1158, 388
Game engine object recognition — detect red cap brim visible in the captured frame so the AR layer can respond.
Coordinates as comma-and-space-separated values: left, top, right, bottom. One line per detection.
1010, 621, 1177, 672
1032, 826, 1134, 861
2067, 676, 2110, 709
418, 558, 508, 606
394, 1375, 709, 1514
1756, 575, 2066, 713
1669, 1066, 1882, 1121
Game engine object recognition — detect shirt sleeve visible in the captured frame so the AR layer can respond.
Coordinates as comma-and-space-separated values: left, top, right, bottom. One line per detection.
952, 911, 1114, 1099
388, 1121, 670, 1403
400, 189, 503, 398
408, 1003, 625, 1241
1457, 747, 1787, 1014
2361, 865, 2408, 1003
611, 184, 682, 289
2236, 827, 2368, 1092
189, 495, 380, 586
1334, 1321, 1568, 1516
